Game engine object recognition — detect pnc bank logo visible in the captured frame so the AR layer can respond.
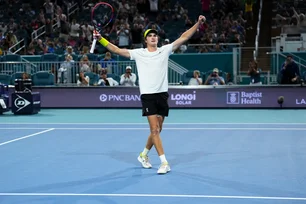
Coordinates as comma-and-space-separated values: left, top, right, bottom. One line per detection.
100, 94, 107, 102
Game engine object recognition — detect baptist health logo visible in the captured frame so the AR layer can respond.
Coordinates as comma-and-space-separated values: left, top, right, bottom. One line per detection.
227, 91, 262, 105
227, 92, 240, 104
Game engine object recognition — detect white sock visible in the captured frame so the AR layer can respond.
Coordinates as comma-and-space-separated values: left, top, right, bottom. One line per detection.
159, 154, 167, 163
142, 148, 149, 156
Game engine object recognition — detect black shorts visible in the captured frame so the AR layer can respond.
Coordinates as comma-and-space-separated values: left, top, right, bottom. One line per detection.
140, 92, 169, 117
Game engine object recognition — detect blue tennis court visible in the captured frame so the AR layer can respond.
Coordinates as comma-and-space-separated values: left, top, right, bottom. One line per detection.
0, 109, 306, 204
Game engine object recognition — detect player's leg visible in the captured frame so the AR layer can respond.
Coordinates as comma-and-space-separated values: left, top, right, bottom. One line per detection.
142, 115, 164, 156
157, 115, 165, 133
147, 115, 170, 174
147, 115, 165, 156
154, 92, 170, 174
137, 94, 156, 169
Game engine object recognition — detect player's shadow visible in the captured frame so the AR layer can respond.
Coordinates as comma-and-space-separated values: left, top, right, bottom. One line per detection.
168, 171, 305, 197
65, 150, 142, 166
8, 167, 155, 204
169, 150, 250, 167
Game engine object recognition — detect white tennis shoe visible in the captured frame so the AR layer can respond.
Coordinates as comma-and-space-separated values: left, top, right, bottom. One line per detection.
137, 153, 152, 168
157, 162, 171, 174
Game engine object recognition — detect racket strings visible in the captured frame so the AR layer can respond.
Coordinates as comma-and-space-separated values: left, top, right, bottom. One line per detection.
92, 3, 114, 29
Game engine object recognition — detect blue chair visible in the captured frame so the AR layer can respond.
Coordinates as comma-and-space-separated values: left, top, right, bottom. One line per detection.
32, 71, 55, 86
182, 71, 205, 85
303, 71, 306, 81
84, 72, 99, 85
182, 71, 194, 85
2, 54, 21, 62
11, 72, 32, 85
0, 74, 11, 85
39, 54, 60, 72
107, 73, 120, 83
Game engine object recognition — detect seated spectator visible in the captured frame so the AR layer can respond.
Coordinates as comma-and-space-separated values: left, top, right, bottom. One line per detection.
279, 55, 300, 84
65, 46, 75, 55
98, 72, 119, 87
226, 73, 234, 85
77, 72, 90, 86
188, 70, 203, 85
247, 59, 262, 84
204, 68, 225, 85
120, 66, 137, 86
22, 72, 30, 79
58, 54, 75, 84
100, 52, 117, 73
79, 55, 92, 73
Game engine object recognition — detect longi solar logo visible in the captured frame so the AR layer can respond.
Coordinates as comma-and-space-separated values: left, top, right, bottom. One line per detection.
227, 91, 262, 105
170, 91, 196, 105
99, 94, 140, 102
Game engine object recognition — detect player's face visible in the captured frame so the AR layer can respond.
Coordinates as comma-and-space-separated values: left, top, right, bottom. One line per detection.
146, 33, 158, 46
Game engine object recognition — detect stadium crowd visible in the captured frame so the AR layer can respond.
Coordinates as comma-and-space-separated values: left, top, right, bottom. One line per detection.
0, 0, 252, 55
0, 0, 262, 87
273, 0, 306, 28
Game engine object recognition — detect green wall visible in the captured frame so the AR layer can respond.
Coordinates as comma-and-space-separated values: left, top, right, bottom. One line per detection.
169, 53, 233, 74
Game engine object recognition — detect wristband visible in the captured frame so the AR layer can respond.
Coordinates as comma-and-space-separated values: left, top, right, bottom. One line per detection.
99, 37, 109, 47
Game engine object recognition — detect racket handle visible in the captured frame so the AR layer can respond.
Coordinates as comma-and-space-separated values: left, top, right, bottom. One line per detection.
90, 38, 97, 53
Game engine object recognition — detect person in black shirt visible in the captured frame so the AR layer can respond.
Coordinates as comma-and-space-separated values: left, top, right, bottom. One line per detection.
280, 55, 300, 84
248, 59, 261, 84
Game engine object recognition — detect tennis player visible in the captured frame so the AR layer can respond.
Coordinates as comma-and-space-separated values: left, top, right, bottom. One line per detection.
94, 15, 206, 174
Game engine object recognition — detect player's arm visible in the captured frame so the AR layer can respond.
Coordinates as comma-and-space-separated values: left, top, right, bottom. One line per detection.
172, 15, 206, 52
94, 32, 131, 59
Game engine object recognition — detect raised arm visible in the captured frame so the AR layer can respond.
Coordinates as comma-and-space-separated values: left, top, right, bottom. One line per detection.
94, 32, 131, 59
172, 15, 206, 52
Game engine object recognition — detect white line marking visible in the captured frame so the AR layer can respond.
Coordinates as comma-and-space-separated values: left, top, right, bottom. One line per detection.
0, 128, 54, 146
0, 123, 305, 125
0, 193, 305, 200
0, 128, 306, 130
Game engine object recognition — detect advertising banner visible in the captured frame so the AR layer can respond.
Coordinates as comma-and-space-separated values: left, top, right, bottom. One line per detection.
7, 86, 306, 108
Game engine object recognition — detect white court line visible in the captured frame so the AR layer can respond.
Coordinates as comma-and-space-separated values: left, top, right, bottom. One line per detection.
0, 193, 305, 201
0, 129, 54, 146
0, 127, 306, 131
0, 122, 306, 125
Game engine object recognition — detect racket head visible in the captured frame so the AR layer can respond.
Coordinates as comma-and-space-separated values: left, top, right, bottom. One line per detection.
91, 2, 115, 33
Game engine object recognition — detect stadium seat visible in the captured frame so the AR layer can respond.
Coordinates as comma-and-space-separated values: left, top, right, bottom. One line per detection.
39, 54, 60, 72
11, 72, 32, 85
303, 71, 306, 81
0, 74, 11, 85
107, 73, 120, 83
84, 72, 99, 85
32, 71, 55, 86
182, 71, 206, 85
2, 54, 21, 62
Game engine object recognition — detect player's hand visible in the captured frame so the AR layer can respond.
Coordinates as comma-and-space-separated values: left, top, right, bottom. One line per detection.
93, 30, 101, 40
198, 15, 206, 23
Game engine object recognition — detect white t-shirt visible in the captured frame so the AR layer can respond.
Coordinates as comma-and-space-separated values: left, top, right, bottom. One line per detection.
128, 43, 173, 95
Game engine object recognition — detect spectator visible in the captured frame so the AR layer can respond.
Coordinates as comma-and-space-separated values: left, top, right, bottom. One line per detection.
79, 55, 92, 73
188, 70, 203, 85
120, 66, 137, 86
77, 72, 90, 86
245, 0, 254, 29
204, 68, 225, 85
279, 55, 300, 84
98, 72, 119, 86
58, 54, 75, 84
247, 59, 261, 84
100, 51, 117, 73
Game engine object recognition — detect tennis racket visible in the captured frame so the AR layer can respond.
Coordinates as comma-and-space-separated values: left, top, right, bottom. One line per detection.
90, 2, 117, 53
